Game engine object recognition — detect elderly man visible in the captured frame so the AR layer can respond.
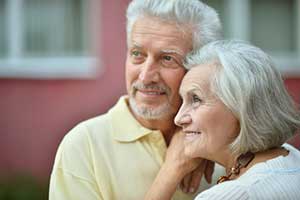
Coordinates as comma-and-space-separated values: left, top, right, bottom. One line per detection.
49, 0, 222, 199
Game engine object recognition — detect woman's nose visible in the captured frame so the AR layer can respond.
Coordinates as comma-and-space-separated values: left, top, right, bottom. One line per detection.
174, 109, 192, 127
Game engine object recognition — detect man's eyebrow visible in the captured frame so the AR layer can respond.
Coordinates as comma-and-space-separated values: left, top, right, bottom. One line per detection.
129, 43, 185, 58
161, 49, 185, 57
130, 42, 142, 49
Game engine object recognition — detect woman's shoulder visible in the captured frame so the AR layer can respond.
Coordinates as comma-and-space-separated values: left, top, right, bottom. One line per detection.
194, 181, 250, 200
195, 147, 300, 200
262, 143, 300, 171
283, 143, 300, 159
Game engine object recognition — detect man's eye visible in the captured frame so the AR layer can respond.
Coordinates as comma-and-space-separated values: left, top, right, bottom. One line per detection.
132, 50, 141, 57
130, 50, 145, 64
163, 55, 172, 61
161, 55, 181, 69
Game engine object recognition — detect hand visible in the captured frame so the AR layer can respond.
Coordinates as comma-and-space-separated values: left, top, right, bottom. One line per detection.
180, 159, 215, 194
204, 160, 214, 184
165, 130, 201, 175
144, 130, 213, 200
144, 131, 199, 200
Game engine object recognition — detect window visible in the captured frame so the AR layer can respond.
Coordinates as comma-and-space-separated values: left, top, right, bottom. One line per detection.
0, 0, 98, 79
203, 0, 300, 76
0, 1, 6, 58
201, 0, 229, 38
251, 0, 296, 53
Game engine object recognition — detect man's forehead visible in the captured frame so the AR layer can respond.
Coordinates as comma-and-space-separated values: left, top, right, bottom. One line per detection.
130, 17, 193, 49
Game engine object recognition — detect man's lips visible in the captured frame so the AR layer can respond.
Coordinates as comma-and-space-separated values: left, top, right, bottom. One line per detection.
137, 89, 166, 96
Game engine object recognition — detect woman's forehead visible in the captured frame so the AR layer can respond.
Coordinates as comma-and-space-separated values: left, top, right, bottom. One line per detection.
180, 64, 216, 95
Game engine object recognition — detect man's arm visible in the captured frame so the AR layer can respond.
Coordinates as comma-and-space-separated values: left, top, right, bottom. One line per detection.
49, 168, 103, 200
49, 124, 103, 200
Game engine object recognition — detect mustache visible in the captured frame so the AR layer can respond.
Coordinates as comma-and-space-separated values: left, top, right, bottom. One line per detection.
131, 82, 171, 95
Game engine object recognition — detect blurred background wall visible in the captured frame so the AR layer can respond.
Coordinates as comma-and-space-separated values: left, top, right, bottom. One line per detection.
0, 0, 130, 198
0, 0, 299, 199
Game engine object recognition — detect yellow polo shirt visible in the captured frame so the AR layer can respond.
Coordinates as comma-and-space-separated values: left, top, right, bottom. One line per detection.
49, 96, 220, 200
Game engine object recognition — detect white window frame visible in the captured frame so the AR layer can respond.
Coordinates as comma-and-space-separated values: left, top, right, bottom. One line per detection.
226, 0, 300, 77
0, 0, 99, 79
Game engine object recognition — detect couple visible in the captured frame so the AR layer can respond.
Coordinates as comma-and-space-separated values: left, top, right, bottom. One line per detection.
49, 0, 300, 199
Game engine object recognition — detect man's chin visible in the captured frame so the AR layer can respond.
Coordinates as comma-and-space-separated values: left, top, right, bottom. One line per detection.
133, 106, 168, 120
129, 98, 172, 120
134, 93, 167, 105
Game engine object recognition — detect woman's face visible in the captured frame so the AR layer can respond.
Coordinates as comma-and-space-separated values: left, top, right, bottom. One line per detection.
174, 64, 240, 165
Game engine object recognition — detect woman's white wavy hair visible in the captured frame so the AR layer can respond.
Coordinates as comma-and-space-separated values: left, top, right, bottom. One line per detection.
185, 40, 300, 155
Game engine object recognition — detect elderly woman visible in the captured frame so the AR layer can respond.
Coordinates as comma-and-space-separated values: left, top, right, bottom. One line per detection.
145, 40, 300, 200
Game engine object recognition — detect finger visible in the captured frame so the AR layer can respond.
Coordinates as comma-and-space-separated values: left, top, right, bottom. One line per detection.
169, 130, 184, 145
188, 160, 206, 193
204, 160, 215, 184
181, 173, 191, 193
180, 173, 192, 193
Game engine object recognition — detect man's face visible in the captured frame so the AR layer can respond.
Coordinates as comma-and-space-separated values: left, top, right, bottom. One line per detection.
126, 17, 192, 120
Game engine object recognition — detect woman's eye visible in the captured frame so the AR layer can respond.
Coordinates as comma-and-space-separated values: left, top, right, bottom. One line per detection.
192, 94, 202, 104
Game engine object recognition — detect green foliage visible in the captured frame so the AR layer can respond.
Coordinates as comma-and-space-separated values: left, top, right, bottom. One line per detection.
0, 175, 48, 200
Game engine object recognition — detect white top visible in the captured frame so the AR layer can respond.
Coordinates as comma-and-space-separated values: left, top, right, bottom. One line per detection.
195, 143, 300, 200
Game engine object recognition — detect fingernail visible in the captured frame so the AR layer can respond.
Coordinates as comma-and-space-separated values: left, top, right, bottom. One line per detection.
189, 188, 195, 193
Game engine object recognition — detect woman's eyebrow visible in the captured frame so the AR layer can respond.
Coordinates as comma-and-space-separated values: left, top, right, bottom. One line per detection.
180, 84, 203, 97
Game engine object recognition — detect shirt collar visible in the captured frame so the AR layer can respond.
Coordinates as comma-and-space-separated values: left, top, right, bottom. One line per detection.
109, 96, 159, 142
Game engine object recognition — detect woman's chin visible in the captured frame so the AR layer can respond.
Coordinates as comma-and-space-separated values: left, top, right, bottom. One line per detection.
184, 135, 205, 157
184, 143, 204, 159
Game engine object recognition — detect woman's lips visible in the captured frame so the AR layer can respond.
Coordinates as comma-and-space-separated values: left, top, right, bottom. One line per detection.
184, 131, 201, 141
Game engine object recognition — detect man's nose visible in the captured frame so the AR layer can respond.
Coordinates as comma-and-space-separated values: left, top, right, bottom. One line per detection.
138, 58, 160, 84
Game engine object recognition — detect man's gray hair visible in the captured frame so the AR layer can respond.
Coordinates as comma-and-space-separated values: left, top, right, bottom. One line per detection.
126, 0, 222, 50
185, 40, 300, 155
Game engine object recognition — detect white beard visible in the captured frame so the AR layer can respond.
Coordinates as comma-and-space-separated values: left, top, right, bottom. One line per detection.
129, 97, 173, 120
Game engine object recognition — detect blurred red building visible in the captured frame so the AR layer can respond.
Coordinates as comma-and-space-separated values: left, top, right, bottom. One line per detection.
0, 0, 299, 184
